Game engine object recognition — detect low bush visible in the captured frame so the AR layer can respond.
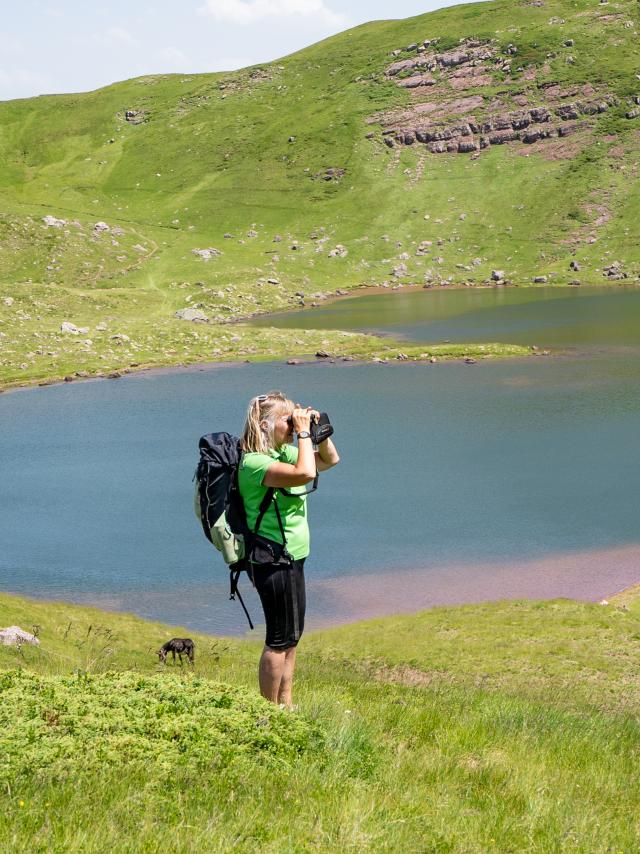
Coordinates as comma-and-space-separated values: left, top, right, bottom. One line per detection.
0, 669, 320, 784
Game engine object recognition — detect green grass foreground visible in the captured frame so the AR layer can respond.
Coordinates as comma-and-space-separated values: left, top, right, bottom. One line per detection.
1, 588, 639, 851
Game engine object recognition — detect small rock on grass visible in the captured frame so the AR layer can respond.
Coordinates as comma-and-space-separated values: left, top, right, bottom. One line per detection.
0, 626, 40, 646
174, 308, 209, 322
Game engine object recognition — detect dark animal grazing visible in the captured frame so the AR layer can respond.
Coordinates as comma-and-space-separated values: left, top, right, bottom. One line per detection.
158, 637, 195, 665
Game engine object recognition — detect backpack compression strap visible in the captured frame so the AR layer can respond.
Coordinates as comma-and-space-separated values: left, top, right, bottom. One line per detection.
228, 487, 276, 630
230, 566, 254, 630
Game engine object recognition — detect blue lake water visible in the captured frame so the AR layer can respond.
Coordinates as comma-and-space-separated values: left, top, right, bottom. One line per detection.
2, 287, 640, 635
250, 285, 640, 349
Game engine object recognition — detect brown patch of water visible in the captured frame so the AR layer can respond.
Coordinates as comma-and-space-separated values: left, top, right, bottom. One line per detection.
306, 543, 640, 629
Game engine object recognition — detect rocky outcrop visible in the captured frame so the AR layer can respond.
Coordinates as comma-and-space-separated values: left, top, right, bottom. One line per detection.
382, 98, 614, 155
376, 36, 618, 156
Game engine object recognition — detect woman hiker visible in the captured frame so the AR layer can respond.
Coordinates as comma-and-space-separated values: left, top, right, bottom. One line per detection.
238, 390, 340, 708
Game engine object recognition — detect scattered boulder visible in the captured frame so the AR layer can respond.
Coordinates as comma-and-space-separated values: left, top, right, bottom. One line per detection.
94, 221, 110, 234
315, 167, 346, 181
533, 275, 548, 283
3, 297, 14, 306
60, 321, 89, 335
174, 308, 209, 322
603, 261, 626, 280
328, 245, 348, 258
286, 359, 301, 365
315, 350, 331, 358
125, 109, 147, 125
0, 626, 40, 646
491, 270, 505, 281
569, 260, 580, 271
43, 215, 67, 228
191, 248, 221, 260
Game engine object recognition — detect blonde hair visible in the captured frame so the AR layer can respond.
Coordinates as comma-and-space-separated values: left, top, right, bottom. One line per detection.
241, 390, 295, 454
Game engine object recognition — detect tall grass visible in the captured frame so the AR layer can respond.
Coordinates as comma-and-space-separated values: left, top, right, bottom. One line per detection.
1, 590, 639, 850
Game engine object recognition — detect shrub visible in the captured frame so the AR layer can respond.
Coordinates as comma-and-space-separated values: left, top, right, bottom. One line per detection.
0, 670, 320, 783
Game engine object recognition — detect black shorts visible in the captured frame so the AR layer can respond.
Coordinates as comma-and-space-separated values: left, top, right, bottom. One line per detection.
251, 559, 306, 650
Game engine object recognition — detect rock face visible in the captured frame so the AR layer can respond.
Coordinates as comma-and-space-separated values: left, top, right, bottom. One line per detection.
0, 626, 40, 646
374, 37, 618, 157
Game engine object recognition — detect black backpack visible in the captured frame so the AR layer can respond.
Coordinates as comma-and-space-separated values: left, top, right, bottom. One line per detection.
193, 432, 282, 629
194, 432, 318, 628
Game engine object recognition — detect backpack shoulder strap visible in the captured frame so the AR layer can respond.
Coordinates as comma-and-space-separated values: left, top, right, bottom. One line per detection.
253, 487, 276, 537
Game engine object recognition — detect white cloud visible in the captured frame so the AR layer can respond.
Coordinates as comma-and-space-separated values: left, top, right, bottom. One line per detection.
158, 46, 191, 69
105, 26, 138, 46
0, 68, 56, 101
199, 0, 347, 27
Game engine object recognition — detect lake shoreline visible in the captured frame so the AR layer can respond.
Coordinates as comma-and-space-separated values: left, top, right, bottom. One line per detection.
5, 279, 639, 396
6, 544, 639, 638
0, 341, 537, 396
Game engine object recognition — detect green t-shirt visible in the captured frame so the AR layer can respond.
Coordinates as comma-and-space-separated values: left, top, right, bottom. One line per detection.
238, 445, 310, 560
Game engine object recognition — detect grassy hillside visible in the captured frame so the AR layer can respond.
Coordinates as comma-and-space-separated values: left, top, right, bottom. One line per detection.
1, 0, 639, 388
1, 588, 640, 851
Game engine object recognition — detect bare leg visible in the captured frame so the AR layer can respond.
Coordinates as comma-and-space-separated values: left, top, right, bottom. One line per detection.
259, 646, 286, 702
277, 646, 297, 708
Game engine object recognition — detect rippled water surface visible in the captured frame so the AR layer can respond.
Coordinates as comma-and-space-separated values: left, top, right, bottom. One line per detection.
2, 287, 640, 635
250, 285, 640, 349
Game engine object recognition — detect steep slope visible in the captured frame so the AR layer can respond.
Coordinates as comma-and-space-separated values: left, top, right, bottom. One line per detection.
0, 0, 638, 386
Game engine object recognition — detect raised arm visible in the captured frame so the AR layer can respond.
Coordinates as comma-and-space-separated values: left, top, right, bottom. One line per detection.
315, 436, 339, 472
262, 407, 317, 488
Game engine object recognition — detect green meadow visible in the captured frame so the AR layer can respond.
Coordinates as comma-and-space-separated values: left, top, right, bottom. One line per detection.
1, 587, 639, 851
1, 0, 639, 389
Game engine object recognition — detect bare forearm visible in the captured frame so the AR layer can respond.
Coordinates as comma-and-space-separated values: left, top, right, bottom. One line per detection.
317, 437, 339, 467
295, 436, 316, 477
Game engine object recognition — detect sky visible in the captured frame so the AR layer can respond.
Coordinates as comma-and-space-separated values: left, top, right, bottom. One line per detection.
0, 0, 484, 102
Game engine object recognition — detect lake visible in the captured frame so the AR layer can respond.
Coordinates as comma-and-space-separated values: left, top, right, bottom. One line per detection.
250, 284, 640, 350
1, 286, 640, 636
